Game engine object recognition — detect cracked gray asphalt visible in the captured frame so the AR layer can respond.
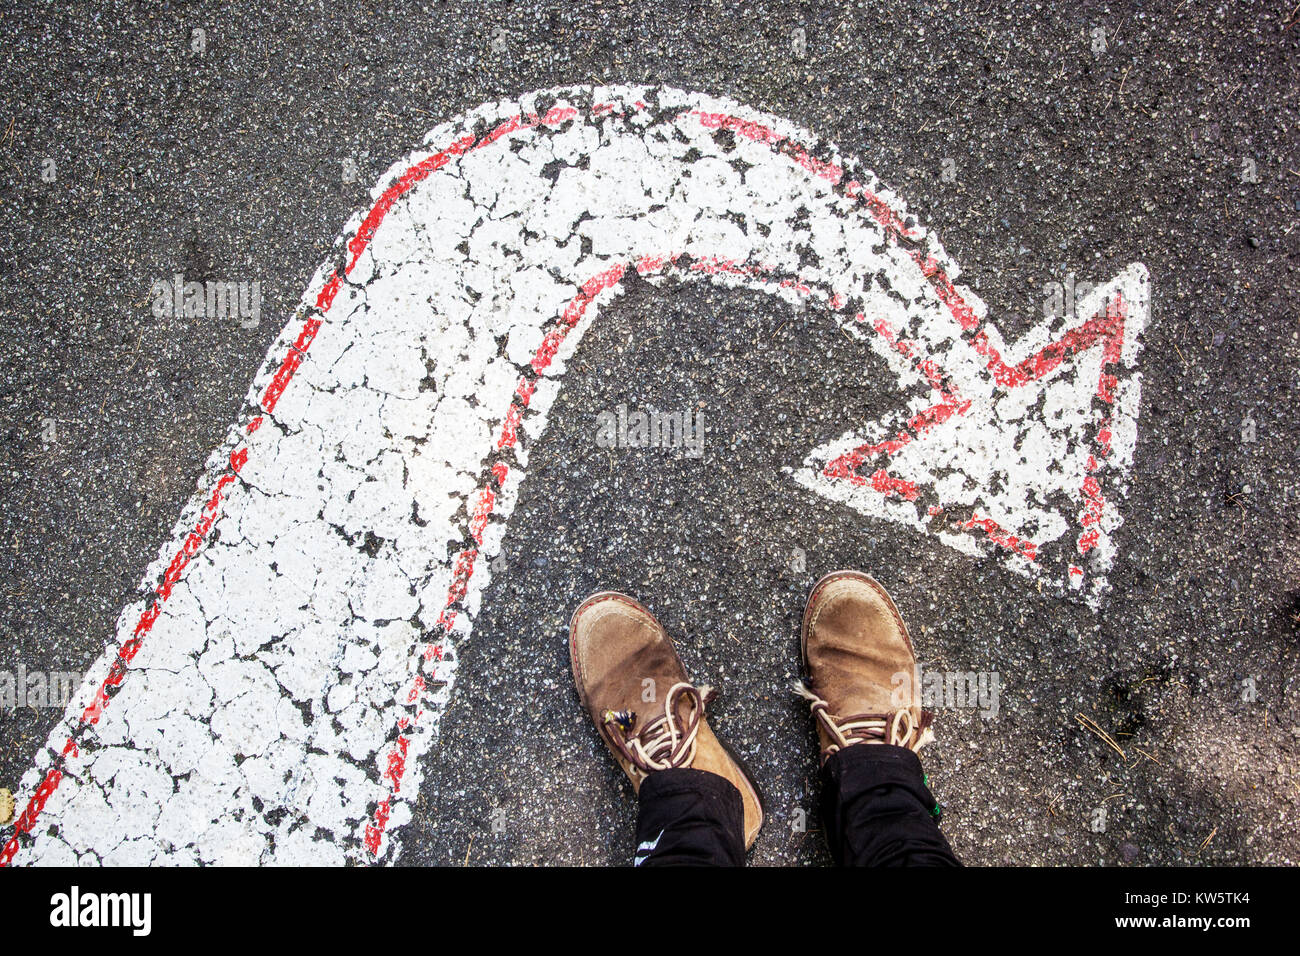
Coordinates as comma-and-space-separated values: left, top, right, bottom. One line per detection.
1, 0, 1297, 865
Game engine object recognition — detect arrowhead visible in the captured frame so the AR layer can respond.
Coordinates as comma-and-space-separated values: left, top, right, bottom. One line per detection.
794, 262, 1150, 604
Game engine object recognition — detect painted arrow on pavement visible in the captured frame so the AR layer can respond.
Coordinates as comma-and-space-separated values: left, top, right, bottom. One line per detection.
1, 85, 1147, 866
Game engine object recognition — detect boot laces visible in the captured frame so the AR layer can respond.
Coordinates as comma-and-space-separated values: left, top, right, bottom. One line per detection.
793, 681, 934, 756
603, 681, 713, 776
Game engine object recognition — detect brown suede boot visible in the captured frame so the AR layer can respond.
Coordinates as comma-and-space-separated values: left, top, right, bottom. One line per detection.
796, 570, 934, 763
569, 591, 764, 849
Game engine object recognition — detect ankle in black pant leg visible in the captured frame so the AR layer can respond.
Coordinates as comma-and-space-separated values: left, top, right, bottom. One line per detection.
819, 744, 960, 867
633, 768, 746, 866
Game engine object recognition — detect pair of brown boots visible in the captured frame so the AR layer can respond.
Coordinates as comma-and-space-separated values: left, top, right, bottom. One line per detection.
569, 570, 935, 849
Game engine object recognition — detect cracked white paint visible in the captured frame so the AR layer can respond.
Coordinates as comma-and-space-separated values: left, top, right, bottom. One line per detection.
4, 85, 1148, 866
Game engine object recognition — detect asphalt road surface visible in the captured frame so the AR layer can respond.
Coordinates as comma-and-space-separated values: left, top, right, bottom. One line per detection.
0, 0, 1297, 866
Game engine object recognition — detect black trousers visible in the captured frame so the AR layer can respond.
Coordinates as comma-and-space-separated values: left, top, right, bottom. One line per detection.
633, 744, 960, 866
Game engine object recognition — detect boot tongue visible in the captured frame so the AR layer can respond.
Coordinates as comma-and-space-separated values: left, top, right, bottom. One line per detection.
623, 641, 686, 726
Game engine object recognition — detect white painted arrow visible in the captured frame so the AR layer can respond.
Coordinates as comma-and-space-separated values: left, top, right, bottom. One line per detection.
1, 85, 1147, 866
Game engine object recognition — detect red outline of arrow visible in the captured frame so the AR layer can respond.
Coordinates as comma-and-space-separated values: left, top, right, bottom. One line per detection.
821, 288, 1129, 565
685, 108, 1138, 571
